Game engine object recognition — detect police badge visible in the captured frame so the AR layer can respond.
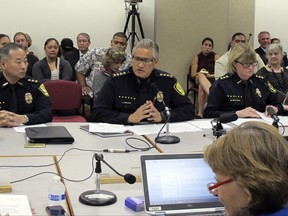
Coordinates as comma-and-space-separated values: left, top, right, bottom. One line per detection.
25, 93, 33, 104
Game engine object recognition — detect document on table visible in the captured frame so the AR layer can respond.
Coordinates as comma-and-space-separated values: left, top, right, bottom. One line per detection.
89, 123, 127, 133
0, 194, 32, 216
13, 124, 47, 133
187, 119, 232, 129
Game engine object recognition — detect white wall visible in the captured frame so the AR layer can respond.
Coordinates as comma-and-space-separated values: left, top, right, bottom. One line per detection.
2, 0, 155, 59
254, 0, 288, 51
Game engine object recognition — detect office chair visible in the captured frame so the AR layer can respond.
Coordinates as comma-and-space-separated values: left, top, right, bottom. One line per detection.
44, 80, 87, 122
186, 65, 198, 112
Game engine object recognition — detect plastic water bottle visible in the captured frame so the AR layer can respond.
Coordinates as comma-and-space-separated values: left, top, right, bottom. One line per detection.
48, 175, 66, 206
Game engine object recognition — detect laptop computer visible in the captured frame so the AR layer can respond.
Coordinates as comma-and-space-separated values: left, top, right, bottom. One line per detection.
140, 153, 225, 216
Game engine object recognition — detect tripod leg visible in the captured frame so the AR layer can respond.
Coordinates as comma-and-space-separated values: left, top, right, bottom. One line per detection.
123, 13, 132, 34
135, 13, 145, 38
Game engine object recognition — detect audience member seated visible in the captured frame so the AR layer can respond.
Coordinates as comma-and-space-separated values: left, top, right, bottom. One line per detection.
0, 43, 52, 126
0, 34, 10, 49
65, 33, 91, 81
13, 32, 39, 77
215, 32, 264, 79
190, 37, 220, 118
204, 121, 288, 216
75, 32, 131, 116
204, 43, 283, 118
90, 38, 195, 124
256, 43, 288, 112
32, 38, 73, 82
271, 37, 288, 67
255, 31, 271, 65
59, 38, 77, 60
92, 47, 126, 98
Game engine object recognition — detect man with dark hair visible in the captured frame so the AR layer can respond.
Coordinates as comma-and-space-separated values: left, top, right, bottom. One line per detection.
13, 32, 39, 77
215, 32, 264, 79
75, 32, 131, 119
0, 34, 10, 49
0, 43, 52, 126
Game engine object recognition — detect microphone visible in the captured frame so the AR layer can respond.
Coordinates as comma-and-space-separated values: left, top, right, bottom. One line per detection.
267, 107, 280, 128
151, 83, 180, 144
79, 153, 136, 206
218, 112, 238, 123
211, 112, 238, 138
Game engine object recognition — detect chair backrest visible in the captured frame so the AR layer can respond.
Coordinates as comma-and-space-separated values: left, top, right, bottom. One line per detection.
44, 80, 82, 111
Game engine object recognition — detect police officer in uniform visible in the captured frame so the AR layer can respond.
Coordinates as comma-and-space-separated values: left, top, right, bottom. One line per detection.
205, 43, 283, 118
0, 43, 52, 127
90, 39, 195, 124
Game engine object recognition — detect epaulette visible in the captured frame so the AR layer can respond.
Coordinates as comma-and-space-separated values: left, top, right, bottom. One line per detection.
27, 78, 38, 83
112, 71, 130, 77
219, 73, 232, 80
154, 71, 174, 79
255, 74, 264, 79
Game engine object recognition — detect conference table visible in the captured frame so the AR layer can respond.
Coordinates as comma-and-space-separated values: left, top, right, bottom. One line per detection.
0, 118, 281, 215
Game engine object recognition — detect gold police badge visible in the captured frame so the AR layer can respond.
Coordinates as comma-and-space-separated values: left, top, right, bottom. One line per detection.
255, 88, 262, 98
25, 93, 33, 104
173, 82, 185, 96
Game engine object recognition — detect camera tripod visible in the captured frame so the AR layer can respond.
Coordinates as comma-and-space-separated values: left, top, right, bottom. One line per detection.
123, 3, 145, 51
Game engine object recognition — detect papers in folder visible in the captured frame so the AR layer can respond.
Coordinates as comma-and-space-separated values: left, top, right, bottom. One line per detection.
0, 194, 32, 216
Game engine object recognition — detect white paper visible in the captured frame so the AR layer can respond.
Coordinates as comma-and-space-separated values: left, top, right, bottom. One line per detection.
89, 123, 126, 133
0, 194, 32, 216
13, 124, 47, 133
187, 119, 231, 129
157, 122, 202, 133
125, 124, 160, 135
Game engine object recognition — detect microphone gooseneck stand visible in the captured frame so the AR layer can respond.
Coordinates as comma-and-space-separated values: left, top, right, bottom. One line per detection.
79, 153, 136, 206
155, 107, 180, 144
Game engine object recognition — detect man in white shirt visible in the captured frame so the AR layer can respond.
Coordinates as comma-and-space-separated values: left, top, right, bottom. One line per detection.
215, 32, 264, 79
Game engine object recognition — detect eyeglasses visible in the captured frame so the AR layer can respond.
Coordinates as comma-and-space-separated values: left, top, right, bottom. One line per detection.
235, 61, 258, 68
207, 178, 233, 194
132, 56, 155, 65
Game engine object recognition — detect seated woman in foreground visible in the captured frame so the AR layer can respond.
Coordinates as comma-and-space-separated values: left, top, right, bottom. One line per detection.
190, 37, 220, 118
204, 43, 283, 118
204, 121, 288, 216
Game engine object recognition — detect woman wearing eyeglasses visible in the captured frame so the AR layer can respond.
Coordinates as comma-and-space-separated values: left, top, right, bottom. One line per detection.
204, 43, 283, 118
256, 44, 288, 112
204, 121, 288, 216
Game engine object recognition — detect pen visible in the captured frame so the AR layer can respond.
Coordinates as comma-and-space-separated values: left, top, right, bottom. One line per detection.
103, 149, 131, 153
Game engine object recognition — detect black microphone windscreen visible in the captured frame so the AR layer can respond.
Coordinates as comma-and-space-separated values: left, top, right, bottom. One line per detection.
219, 112, 238, 124
124, 173, 136, 184
267, 107, 276, 116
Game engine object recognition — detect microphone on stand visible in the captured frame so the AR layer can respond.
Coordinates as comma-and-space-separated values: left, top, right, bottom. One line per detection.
267, 107, 280, 129
79, 153, 136, 206
211, 112, 238, 138
151, 83, 180, 144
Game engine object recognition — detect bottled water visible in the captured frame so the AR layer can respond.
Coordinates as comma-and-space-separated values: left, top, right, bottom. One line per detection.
48, 175, 66, 206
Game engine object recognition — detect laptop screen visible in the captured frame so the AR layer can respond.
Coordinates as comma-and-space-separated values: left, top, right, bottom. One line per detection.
140, 154, 224, 215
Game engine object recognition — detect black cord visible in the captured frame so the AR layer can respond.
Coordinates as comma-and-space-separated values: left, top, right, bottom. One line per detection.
11, 153, 95, 184
125, 137, 153, 151
154, 115, 171, 143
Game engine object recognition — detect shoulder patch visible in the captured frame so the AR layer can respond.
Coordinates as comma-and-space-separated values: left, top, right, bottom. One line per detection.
38, 84, 49, 97
112, 71, 129, 77
267, 81, 277, 93
173, 82, 185, 96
